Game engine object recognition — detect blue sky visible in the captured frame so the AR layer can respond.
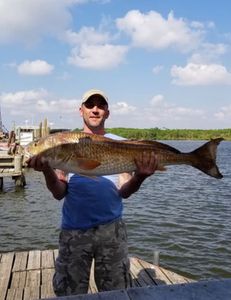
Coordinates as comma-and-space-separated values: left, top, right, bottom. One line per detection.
1, 0, 231, 130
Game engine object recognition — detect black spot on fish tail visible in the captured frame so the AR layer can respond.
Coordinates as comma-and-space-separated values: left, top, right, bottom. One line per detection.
190, 138, 224, 179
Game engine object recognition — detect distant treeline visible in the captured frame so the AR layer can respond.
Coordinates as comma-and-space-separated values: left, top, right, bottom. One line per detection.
104, 128, 231, 140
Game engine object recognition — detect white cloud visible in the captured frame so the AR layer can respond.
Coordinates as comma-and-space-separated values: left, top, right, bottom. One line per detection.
111, 102, 137, 115
190, 21, 205, 30
189, 43, 228, 64
1, 89, 229, 130
171, 63, 231, 85
215, 105, 231, 120
57, 72, 71, 81
0, 89, 81, 129
0, 89, 78, 112
150, 94, 165, 106
17, 60, 54, 75
65, 28, 110, 45
0, 89, 78, 119
68, 44, 128, 69
108, 94, 209, 129
0, 0, 78, 45
116, 10, 202, 52
0, 89, 49, 106
108, 94, 206, 129
65, 24, 129, 70
147, 94, 204, 124
36, 98, 78, 113
152, 65, 163, 74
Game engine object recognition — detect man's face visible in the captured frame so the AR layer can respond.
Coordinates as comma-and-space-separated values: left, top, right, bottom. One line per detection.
79, 95, 109, 130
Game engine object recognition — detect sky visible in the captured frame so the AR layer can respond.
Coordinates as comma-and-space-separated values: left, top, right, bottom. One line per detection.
1, 0, 231, 131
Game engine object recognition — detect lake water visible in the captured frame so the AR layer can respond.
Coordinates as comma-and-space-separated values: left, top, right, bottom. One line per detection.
0, 140, 230, 281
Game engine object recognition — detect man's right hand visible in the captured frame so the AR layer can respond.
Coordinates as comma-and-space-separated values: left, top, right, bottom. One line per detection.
27, 155, 51, 172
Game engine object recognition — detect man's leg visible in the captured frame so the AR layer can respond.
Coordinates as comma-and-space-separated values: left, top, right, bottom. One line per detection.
94, 219, 132, 291
53, 229, 94, 296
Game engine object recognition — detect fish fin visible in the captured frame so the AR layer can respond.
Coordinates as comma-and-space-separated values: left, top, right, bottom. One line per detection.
190, 138, 224, 179
121, 139, 181, 154
76, 158, 101, 170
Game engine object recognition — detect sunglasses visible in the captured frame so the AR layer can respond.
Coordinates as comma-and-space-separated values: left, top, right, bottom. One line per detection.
83, 100, 108, 109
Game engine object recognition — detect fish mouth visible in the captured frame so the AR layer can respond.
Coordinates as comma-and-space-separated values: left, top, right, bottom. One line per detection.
22, 147, 33, 166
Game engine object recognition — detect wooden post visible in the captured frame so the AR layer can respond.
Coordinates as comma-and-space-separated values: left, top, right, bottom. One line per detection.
153, 250, 160, 266
14, 155, 22, 173
15, 174, 26, 187
39, 122, 42, 138
14, 154, 26, 187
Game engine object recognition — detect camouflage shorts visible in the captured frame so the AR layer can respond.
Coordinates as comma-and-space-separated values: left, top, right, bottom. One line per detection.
53, 219, 131, 296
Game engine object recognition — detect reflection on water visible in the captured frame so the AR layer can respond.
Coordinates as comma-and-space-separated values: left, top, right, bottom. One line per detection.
0, 140, 230, 280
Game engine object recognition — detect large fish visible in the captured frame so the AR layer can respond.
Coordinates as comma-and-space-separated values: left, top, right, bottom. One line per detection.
24, 131, 223, 179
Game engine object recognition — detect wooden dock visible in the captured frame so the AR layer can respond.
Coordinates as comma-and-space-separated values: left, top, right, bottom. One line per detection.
0, 249, 193, 300
0, 151, 25, 190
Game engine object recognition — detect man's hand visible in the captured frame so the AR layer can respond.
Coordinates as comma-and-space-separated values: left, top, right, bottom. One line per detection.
118, 151, 158, 199
27, 155, 67, 200
27, 155, 51, 172
134, 151, 158, 179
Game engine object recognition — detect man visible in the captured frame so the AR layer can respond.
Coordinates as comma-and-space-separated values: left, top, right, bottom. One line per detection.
28, 89, 158, 296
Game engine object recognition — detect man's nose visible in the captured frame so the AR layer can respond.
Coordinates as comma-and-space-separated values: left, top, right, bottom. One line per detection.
92, 105, 99, 112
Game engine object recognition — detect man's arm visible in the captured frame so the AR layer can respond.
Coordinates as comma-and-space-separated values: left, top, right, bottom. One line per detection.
27, 155, 67, 200
118, 151, 158, 199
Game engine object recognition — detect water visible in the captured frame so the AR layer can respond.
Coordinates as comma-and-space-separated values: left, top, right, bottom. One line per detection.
0, 140, 230, 281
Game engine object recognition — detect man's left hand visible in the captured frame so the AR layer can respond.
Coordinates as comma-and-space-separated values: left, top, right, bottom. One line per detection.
134, 151, 158, 179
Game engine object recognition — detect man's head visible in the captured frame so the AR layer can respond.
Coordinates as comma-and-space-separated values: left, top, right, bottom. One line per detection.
79, 89, 110, 134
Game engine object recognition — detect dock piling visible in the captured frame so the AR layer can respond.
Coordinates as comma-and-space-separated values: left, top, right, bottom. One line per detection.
153, 250, 160, 266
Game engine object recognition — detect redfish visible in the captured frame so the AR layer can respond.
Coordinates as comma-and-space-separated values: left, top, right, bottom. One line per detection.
24, 131, 223, 179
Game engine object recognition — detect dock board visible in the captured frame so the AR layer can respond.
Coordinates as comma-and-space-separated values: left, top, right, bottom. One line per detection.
0, 249, 193, 300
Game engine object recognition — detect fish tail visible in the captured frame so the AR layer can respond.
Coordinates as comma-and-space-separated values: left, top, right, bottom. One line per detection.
190, 138, 223, 179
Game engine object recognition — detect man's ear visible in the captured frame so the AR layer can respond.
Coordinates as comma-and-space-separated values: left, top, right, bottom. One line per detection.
105, 109, 110, 119
79, 106, 83, 116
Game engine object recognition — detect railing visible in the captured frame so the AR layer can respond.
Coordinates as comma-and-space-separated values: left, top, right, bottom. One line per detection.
0, 151, 25, 190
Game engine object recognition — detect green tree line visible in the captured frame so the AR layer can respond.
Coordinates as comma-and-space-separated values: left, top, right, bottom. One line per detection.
105, 128, 231, 140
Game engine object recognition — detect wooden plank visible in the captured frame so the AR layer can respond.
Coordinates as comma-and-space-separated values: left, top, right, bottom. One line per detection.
134, 258, 172, 285
88, 260, 98, 294
10, 271, 27, 289
41, 268, 54, 285
129, 257, 155, 287
0, 252, 15, 300
53, 249, 58, 261
41, 268, 55, 298
130, 258, 146, 287
0, 252, 14, 264
41, 250, 54, 269
159, 265, 189, 284
41, 284, 56, 299
23, 286, 40, 300
6, 288, 23, 300
25, 270, 40, 288
27, 250, 41, 270
0, 171, 22, 177
12, 252, 28, 272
